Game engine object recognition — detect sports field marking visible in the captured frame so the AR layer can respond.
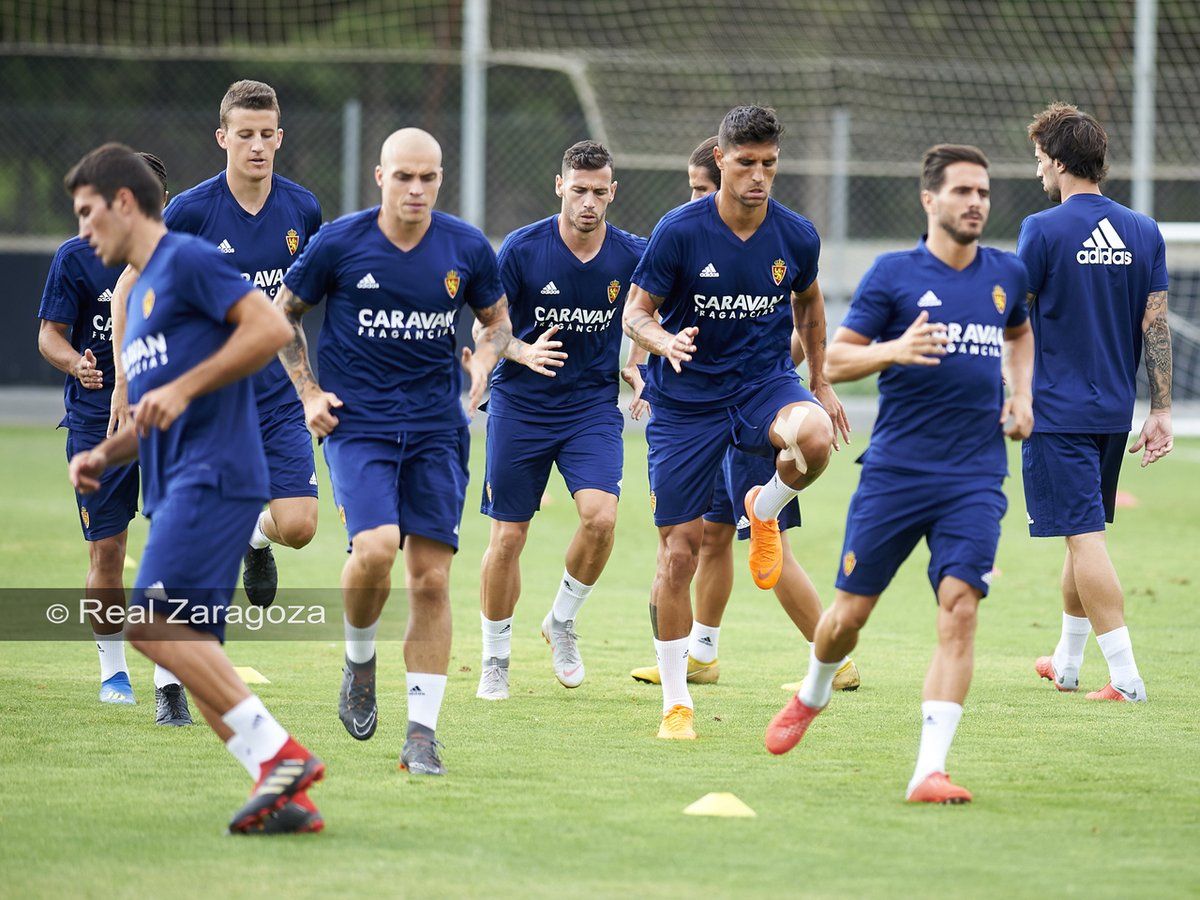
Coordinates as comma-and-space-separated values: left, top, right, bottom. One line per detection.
683, 792, 756, 818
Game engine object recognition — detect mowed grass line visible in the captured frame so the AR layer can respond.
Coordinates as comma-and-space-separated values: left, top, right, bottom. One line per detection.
1, 425, 1198, 898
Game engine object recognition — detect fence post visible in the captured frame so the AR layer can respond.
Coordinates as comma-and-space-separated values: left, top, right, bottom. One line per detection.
1132, 0, 1157, 216
461, 0, 489, 229
341, 98, 362, 217
829, 108, 851, 300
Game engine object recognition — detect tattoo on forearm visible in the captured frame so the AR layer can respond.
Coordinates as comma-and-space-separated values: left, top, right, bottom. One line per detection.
475, 298, 516, 357
277, 290, 318, 394
1143, 290, 1172, 410
623, 295, 665, 352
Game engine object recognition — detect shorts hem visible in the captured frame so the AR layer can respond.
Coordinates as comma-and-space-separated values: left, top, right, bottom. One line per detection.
84, 518, 135, 543
566, 482, 621, 499
269, 488, 319, 501
1028, 522, 1108, 538
652, 510, 708, 528
400, 529, 460, 553
481, 506, 535, 523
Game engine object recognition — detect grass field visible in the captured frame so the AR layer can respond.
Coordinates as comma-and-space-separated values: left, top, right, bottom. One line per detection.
1, 423, 1198, 898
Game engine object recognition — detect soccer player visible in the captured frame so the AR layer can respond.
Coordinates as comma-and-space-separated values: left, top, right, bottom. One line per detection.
626, 136, 859, 691
764, 145, 1034, 804
65, 143, 325, 833
276, 128, 559, 773
474, 140, 641, 700
623, 107, 850, 740
1019, 103, 1172, 702
36, 152, 196, 720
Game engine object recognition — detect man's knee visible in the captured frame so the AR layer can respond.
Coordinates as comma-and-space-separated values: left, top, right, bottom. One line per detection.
937, 580, 980, 640
408, 564, 450, 601
88, 536, 126, 576
579, 504, 617, 541
351, 528, 400, 575
1065, 531, 1106, 555
775, 403, 833, 474
488, 521, 529, 561
832, 593, 874, 632
659, 531, 701, 584
272, 501, 318, 548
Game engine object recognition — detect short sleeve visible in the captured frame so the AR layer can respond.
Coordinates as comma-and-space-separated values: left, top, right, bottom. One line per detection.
1005, 258, 1030, 328
495, 233, 523, 309
631, 217, 681, 298
1015, 217, 1047, 298
1150, 227, 1169, 293
37, 245, 80, 324
284, 226, 337, 306
791, 227, 821, 294
182, 241, 254, 323
840, 259, 895, 341
304, 197, 323, 241
163, 196, 201, 234
464, 232, 505, 311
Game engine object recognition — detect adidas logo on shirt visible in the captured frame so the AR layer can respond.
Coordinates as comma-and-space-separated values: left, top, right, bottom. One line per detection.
217, 239, 235, 254
357, 273, 380, 290
540, 281, 560, 295
736, 515, 751, 530
917, 290, 942, 308
699, 263, 720, 278
97, 288, 114, 304
1077, 218, 1132, 265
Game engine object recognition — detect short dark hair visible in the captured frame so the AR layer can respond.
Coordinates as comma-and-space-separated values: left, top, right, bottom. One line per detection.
137, 152, 168, 193
1027, 101, 1108, 184
921, 144, 990, 193
64, 143, 164, 219
718, 106, 783, 150
219, 79, 281, 129
562, 140, 613, 175
689, 136, 720, 188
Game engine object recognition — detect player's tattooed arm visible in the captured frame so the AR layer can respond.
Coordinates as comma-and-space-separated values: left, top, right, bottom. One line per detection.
1130, 290, 1174, 467
622, 284, 697, 373
791, 280, 851, 447
275, 285, 344, 437
471, 296, 566, 376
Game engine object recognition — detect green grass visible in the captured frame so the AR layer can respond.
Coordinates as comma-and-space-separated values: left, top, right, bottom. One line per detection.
1, 424, 1198, 898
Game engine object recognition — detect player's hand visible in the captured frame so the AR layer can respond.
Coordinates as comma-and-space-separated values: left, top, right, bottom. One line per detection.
107, 381, 131, 438
520, 325, 568, 377
1001, 392, 1033, 440
657, 326, 698, 374
132, 382, 191, 436
891, 311, 948, 366
1129, 409, 1173, 467
302, 389, 343, 438
460, 346, 492, 417
811, 380, 851, 450
69, 447, 108, 494
72, 349, 104, 390
621, 363, 650, 420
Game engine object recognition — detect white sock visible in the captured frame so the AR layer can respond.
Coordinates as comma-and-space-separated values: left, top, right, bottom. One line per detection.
153, 664, 180, 688
344, 614, 379, 665
225, 734, 259, 779
798, 646, 842, 709
688, 621, 720, 664
1052, 612, 1091, 674
1096, 625, 1140, 687
406, 672, 448, 730
551, 569, 593, 624
221, 695, 288, 772
94, 630, 128, 682
654, 637, 692, 713
249, 510, 271, 550
753, 472, 799, 521
481, 612, 513, 661
908, 700, 964, 796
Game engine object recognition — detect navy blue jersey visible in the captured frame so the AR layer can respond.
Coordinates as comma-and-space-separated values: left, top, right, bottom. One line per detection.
487, 216, 646, 420
283, 208, 505, 434
122, 232, 267, 517
632, 194, 818, 409
37, 237, 123, 430
164, 171, 322, 412
842, 240, 1028, 477
1017, 194, 1168, 433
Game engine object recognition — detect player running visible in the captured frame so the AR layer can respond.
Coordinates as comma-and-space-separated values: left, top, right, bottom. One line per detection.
475, 140, 641, 700
623, 107, 850, 740
1020, 103, 1172, 702
66, 144, 325, 833
626, 136, 859, 691
276, 128, 559, 774
765, 145, 1034, 804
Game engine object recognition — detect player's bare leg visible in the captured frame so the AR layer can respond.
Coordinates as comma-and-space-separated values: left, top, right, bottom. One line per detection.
400, 535, 453, 774
244, 496, 318, 608
477, 519, 528, 699
650, 520, 701, 739
1036, 544, 1090, 691
684, 521, 735, 679
87, 531, 134, 703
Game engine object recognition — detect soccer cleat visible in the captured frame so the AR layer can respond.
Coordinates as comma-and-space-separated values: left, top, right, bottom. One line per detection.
228, 738, 325, 834
338, 654, 377, 741
906, 772, 973, 804
765, 694, 823, 755
99, 671, 136, 705
399, 722, 446, 775
630, 657, 720, 685
832, 658, 861, 692
1034, 656, 1079, 692
154, 683, 193, 726
745, 486, 783, 590
656, 704, 697, 740
242, 545, 278, 608
257, 791, 325, 835
1086, 679, 1147, 702
476, 656, 510, 701
541, 612, 584, 688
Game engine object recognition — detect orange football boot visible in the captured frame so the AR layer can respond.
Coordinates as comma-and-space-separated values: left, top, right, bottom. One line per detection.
906, 772, 972, 804
764, 694, 822, 755
745, 486, 783, 590
1034, 656, 1079, 692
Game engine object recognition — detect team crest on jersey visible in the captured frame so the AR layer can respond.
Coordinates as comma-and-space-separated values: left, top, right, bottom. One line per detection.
142, 288, 155, 319
649, 490, 657, 514
842, 551, 856, 577
607, 280, 621, 304
80, 506, 90, 529
444, 270, 461, 299
285, 228, 300, 255
771, 258, 787, 287
992, 284, 1007, 314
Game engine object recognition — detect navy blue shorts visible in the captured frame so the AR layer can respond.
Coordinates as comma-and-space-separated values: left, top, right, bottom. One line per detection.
835, 466, 1007, 600
66, 428, 138, 542
1022, 432, 1125, 537
481, 407, 623, 522
259, 399, 318, 500
324, 428, 470, 551
130, 486, 261, 641
646, 374, 815, 527
704, 446, 801, 540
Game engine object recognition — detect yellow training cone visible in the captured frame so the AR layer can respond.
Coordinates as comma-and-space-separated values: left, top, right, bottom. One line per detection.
234, 666, 270, 685
123, 554, 138, 570
683, 792, 756, 818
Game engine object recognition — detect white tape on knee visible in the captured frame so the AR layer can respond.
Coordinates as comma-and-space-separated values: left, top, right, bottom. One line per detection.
775, 405, 811, 474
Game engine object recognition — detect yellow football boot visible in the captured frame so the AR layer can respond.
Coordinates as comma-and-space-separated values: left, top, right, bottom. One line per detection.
656, 704, 697, 740
630, 657, 720, 685
781, 658, 860, 693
